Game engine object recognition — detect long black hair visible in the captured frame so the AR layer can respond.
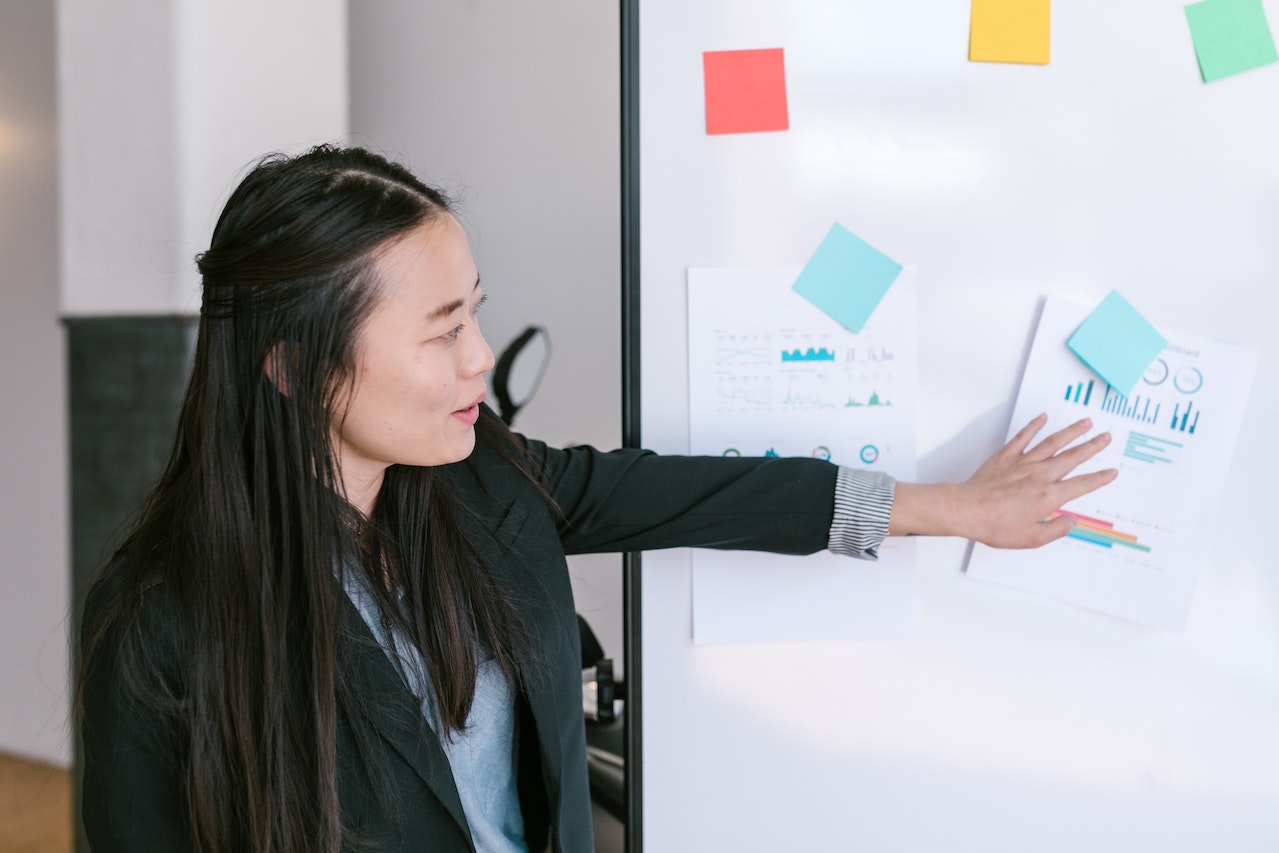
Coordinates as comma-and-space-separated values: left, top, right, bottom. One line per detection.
77, 144, 536, 852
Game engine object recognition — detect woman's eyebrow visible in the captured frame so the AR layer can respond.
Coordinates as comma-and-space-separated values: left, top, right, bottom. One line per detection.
426, 277, 482, 320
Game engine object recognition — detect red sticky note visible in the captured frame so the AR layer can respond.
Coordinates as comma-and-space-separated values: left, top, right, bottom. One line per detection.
702, 48, 789, 135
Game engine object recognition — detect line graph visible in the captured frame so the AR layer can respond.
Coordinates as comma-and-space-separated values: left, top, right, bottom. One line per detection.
714, 346, 771, 367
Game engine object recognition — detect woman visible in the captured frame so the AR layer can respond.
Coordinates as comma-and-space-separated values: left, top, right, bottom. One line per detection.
77, 144, 1115, 853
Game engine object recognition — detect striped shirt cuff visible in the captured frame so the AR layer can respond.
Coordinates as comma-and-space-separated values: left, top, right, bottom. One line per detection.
828, 467, 895, 560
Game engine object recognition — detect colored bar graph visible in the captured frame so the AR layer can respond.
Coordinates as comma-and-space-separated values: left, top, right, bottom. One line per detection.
1064, 379, 1095, 406
1171, 401, 1200, 434
1099, 385, 1161, 426
1052, 509, 1151, 553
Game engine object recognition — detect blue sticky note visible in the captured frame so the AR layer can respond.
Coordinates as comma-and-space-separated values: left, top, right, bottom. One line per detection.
792, 223, 902, 333
1067, 291, 1168, 398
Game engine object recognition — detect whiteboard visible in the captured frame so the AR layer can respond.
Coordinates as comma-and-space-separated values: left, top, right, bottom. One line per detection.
627, 1, 1279, 850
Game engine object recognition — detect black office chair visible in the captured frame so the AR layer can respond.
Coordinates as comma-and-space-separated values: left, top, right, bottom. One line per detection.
491, 325, 551, 427
579, 614, 625, 825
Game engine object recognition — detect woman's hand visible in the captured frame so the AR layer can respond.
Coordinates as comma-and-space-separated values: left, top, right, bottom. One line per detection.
890, 414, 1119, 548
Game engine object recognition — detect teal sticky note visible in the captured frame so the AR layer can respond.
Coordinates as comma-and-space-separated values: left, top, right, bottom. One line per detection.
1185, 0, 1278, 82
792, 223, 902, 333
1067, 291, 1168, 398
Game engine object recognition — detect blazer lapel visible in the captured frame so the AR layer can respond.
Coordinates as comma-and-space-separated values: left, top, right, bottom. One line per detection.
335, 597, 473, 847
481, 538, 570, 825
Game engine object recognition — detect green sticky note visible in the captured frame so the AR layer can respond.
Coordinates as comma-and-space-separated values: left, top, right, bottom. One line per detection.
792, 224, 902, 333
1067, 291, 1168, 398
1185, 0, 1278, 82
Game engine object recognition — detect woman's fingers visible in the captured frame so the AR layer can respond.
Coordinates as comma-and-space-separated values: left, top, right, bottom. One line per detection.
958, 413, 1120, 547
1023, 417, 1096, 462
1031, 513, 1081, 546
1001, 413, 1049, 458
1040, 429, 1113, 478
1013, 470, 1118, 548
947, 412, 1121, 547
1053, 467, 1120, 506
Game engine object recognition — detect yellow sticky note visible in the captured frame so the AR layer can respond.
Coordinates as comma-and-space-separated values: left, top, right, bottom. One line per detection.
970, 0, 1051, 65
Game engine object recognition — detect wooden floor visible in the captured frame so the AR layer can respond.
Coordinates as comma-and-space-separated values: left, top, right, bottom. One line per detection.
0, 752, 71, 853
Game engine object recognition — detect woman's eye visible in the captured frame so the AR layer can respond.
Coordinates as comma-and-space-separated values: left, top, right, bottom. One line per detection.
433, 295, 484, 342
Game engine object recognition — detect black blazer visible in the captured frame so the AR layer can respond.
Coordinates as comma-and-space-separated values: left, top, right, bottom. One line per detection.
80, 419, 839, 852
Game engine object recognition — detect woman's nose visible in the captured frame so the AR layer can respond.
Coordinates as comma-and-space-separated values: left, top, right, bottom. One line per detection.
467, 322, 496, 377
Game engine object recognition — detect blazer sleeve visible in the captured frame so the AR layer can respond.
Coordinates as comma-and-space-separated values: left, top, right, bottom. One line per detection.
80, 586, 193, 851
519, 436, 839, 557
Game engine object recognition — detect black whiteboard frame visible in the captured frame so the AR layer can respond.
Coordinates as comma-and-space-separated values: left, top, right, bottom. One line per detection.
619, 0, 643, 851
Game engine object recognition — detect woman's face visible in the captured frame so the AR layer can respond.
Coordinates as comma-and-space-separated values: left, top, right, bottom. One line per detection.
331, 215, 494, 509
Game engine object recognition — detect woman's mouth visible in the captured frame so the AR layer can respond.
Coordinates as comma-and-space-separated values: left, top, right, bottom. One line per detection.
452, 392, 485, 426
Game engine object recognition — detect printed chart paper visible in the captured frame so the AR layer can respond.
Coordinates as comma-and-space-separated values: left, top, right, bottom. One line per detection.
967, 296, 1259, 629
687, 266, 919, 643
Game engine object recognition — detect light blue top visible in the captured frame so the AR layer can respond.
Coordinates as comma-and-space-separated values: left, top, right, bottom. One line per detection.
342, 570, 528, 853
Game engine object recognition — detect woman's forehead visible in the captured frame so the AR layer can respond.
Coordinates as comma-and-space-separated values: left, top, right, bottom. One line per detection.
372, 216, 478, 309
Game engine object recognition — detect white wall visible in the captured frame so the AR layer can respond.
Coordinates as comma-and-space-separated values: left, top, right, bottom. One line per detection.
59, 0, 349, 317
173, 0, 349, 304
349, 1, 626, 668
0, 0, 69, 766
58, 0, 180, 316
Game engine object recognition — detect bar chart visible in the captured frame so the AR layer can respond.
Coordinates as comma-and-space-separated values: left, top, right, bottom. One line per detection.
1170, 401, 1199, 434
1053, 509, 1151, 554
1061, 376, 1209, 435
1124, 431, 1183, 465
1100, 385, 1162, 425
845, 346, 895, 363
1064, 379, 1095, 406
